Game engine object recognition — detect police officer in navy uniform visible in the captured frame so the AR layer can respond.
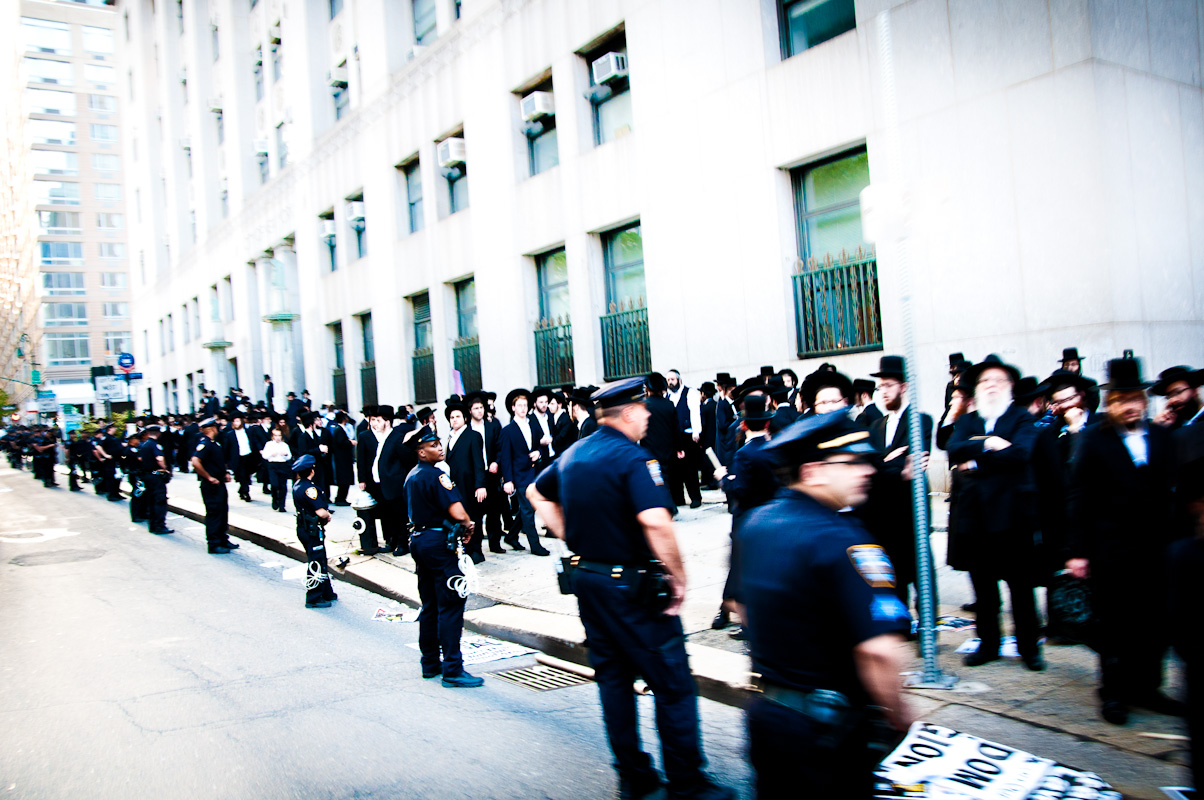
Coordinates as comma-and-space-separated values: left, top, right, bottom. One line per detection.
139, 424, 174, 534
738, 412, 914, 798
291, 454, 338, 609
528, 377, 734, 800
404, 427, 483, 688
125, 430, 147, 524
190, 418, 238, 554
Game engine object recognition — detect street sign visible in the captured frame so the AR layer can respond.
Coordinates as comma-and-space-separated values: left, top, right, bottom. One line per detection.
35, 391, 57, 413
126, 372, 143, 381
63, 413, 83, 432
94, 376, 127, 402
31, 369, 41, 386
117, 352, 135, 370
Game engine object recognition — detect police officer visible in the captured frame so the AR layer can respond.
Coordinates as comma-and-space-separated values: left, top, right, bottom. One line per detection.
528, 377, 734, 800
291, 454, 338, 609
95, 423, 123, 501
405, 426, 483, 688
125, 430, 147, 523
190, 418, 238, 554
31, 426, 58, 488
67, 430, 89, 491
139, 425, 174, 534
738, 412, 913, 798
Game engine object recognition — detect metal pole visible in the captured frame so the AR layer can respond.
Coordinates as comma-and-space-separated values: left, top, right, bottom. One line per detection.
876, 10, 955, 689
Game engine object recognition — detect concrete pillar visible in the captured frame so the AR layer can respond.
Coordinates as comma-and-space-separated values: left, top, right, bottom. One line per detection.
267, 243, 305, 397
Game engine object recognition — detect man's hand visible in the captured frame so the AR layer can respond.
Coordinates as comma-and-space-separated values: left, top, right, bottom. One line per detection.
208, 476, 219, 484
664, 573, 686, 616
692, 433, 700, 444
1064, 407, 1088, 432
983, 436, 1011, 451
885, 446, 908, 462
224, 474, 232, 483
461, 520, 475, 543
503, 481, 515, 495
540, 434, 552, 446
1066, 558, 1089, 580
488, 462, 498, 474
319, 444, 329, 454
1154, 407, 1177, 428
358, 482, 366, 491
676, 450, 685, 459
528, 451, 540, 462
902, 452, 930, 481
474, 487, 487, 503
712, 466, 728, 480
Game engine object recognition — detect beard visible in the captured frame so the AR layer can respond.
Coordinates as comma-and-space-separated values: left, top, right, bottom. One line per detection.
975, 389, 1013, 420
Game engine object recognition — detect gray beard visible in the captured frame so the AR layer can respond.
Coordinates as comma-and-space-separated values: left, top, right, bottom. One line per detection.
975, 392, 1013, 420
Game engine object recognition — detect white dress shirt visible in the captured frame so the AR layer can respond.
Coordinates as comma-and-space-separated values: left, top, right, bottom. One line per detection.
515, 416, 533, 450
260, 440, 292, 463
470, 419, 490, 468
234, 427, 251, 456
885, 403, 907, 447
371, 428, 389, 483
1122, 425, 1149, 467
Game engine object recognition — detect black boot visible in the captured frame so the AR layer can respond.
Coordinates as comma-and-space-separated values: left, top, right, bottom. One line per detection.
526, 533, 550, 556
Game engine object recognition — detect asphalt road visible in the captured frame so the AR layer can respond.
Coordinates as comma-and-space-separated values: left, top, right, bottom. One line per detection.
0, 466, 753, 799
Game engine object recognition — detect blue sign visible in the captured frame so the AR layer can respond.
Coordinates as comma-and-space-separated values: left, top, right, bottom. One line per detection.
117, 352, 135, 369
126, 372, 143, 381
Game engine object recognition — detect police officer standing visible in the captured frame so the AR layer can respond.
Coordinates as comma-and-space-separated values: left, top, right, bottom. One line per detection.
125, 430, 147, 524
528, 377, 733, 800
404, 427, 483, 688
738, 412, 913, 798
291, 454, 338, 609
190, 418, 238, 554
139, 424, 174, 534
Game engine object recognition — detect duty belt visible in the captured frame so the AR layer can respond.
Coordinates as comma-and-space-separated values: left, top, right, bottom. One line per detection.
570, 557, 649, 584
758, 681, 854, 725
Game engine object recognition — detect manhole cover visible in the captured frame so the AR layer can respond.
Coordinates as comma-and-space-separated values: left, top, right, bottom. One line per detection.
10, 549, 106, 566
491, 664, 593, 692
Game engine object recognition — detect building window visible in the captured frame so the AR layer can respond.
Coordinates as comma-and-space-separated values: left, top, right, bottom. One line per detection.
191, 298, 200, 336
85, 64, 115, 85
82, 25, 114, 54
455, 279, 477, 339
45, 333, 90, 366
411, 292, 435, 403
104, 302, 130, 319
95, 183, 121, 202
348, 196, 366, 258
92, 153, 120, 172
35, 180, 81, 206
90, 123, 119, 142
97, 212, 123, 229
30, 150, 78, 176
360, 313, 374, 361
25, 57, 73, 85
331, 321, 344, 369
99, 243, 126, 260
447, 164, 468, 215
166, 314, 175, 351
223, 276, 235, 320
403, 160, 423, 233
100, 272, 127, 288
320, 212, 337, 271
104, 331, 131, 358
181, 304, 190, 343
175, 0, 184, 35
25, 88, 76, 116
522, 84, 558, 176
22, 18, 72, 55
45, 302, 88, 327
38, 210, 81, 234
272, 42, 283, 82
89, 94, 117, 113
253, 48, 264, 100
584, 33, 632, 146
40, 241, 84, 266
603, 223, 645, 306
257, 153, 270, 184
330, 0, 344, 19
537, 248, 570, 320
42, 272, 85, 296
413, 0, 436, 45
333, 85, 349, 120
29, 120, 76, 145
276, 124, 288, 168
780, 0, 856, 59
215, 110, 224, 144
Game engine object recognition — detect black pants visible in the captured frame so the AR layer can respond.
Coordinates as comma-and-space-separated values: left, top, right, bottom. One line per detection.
669, 440, 702, 507
411, 529, 467, 676
1094, 562, 1168, 704
200, 480, 229, 547
483, 475, 512, 548
747, 696, 876, 799
144, 473, 169, 531
256, 460, 270, 493
129, 472, 148, 521
574, 570, 708, 794
99, 462, 120, 499
297, 515, 336, 606
969, 569, 1040, 658
511, 479, 542, 549
267, 464, 290, 511
234, 460, 253, 499
377, 495, 409, 553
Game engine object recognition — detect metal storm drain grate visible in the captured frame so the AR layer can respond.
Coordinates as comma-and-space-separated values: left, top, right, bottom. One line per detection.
491, 664, 594, 692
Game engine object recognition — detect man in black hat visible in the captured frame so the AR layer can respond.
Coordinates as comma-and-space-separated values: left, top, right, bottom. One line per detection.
860, 355, 933, 612
665, 370, 704, 509
498, 388, 550, 555
851, 379, 883, 428
1151, 366, 1204, 430
641, 373, 685, 516
466, 392, 510, 553
528, 377, 735, 800
445, 401, 487, 564
329, 410, 355, 505
739, 411, 913, 797
354, 405, 391, 554
1068, 356, 1183, 725
221, 414, 255, 503
567, 386, 599, 440
138, 424, 174, 534
800, 367, 853, 418
713, 374, 738, 467
374, 404, 418, 557
946, 354, 1044, 671
698, 382, 719, 489
529, 387, 558, 469
1059, 347, 1100, 411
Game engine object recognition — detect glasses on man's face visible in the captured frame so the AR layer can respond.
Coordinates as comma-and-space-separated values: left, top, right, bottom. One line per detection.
814, 399, 846, 411
1168, 386, 1194, 399
1050, 392, 1081, 408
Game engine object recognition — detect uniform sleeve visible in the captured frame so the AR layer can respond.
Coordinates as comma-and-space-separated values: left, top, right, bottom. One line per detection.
625, 453, 674, 514
830, 539, 912, 645
534, 460, 561, 502
434, 469, 462, 509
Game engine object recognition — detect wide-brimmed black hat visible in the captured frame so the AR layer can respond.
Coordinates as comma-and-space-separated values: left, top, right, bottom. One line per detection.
373, 404, 395, 420
801, 368, 853, 408
870, 355, 906, 380
505, 388, 531, 412
360, 404, 378, 417
531, 386, 553, 402
645, 372, 669, 393
715, 372, 736, 388
1060, 347, 1083, 363
1100, 357, 1151, 391
1150, 366, 1204, 396
765, 376, 791, 402
759, 365, 776, 379
444, 394, 465, 407
444, 403, 466, 421
1014, 377, 1043, 404
962, 354, 1021, 388
948, 352, 966, 368
568, 385, 599, 406
853, 378, 876, 397
733, 377, 767, 404
1039, 369, 1093, 397
740, 394, 774, 422
415, 406, 434, 423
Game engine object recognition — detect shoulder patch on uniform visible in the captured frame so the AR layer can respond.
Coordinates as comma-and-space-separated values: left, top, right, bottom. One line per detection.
305, 486, 319, 500
646, 459, 664, 486
870, 594, 910, 623
196, 444, 204, 452
439, 473, 454, 490
847, 545, 896, 588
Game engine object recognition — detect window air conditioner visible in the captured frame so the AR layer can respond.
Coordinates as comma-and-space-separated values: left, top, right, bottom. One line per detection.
179, 137, 192, 149
253, 140, 269, 155
520, 91, 555, 122
328, 66, 349, 88
347, 200, 365, 221
591, 51, 628, 85
437, 137, 466, 168
322, 219, 337, 239
269, 22, 282, 44
207, 97, 223, 112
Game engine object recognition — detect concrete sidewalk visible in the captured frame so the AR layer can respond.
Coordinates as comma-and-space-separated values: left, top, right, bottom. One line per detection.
62, 466, 1192, 797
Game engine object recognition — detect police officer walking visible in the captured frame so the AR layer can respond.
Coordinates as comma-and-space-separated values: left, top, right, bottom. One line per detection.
190, 418, 238, 554
528, 377, 734, 800
291, 454, 338, 609
738, 412, 913, 798
139, 424, 174, 534
404, 427, 483, 688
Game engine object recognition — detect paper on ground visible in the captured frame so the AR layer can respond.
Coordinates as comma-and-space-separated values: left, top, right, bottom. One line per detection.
406, 634, 534, 665
373, 607, 419, 623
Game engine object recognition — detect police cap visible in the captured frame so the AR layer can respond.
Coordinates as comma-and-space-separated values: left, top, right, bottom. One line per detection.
405, 426, 440, 450
143, 424, 162, 433
591, 376, 648, 409
291, 454, 316, 473
199, 417, 219, 429
767, 410, 878, 466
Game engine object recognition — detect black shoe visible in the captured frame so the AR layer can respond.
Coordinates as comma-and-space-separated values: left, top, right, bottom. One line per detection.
1130, 692, 1188, 717
392, 545, 409, 557
728, 626, 747, 641
332, 501, 351, 507
239, 494, 251, 503
107, 496, 123, 502
505, 538, 526, 551
667, 779, 736, 800
221, 540, 240, 549
689, 499, 702, 509
963, 649, 999, 667
529, 546, 551, 556
488, 544, 506, 554
208, 545, 232, 554
422, 667, 442, 679
70, 487, 83, 492
442, 670, 484, 688
618, 776, 664, 800
961, 602, 977, 613
1101, 700, 1129, 725
711, 609, 731, 630
131, 518, 146, 524
1022, 654, 1046, 672
305, 600, 333, 609
152, 528, 176, 535
276, 507, 287, 513
470, 551, 486, 565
